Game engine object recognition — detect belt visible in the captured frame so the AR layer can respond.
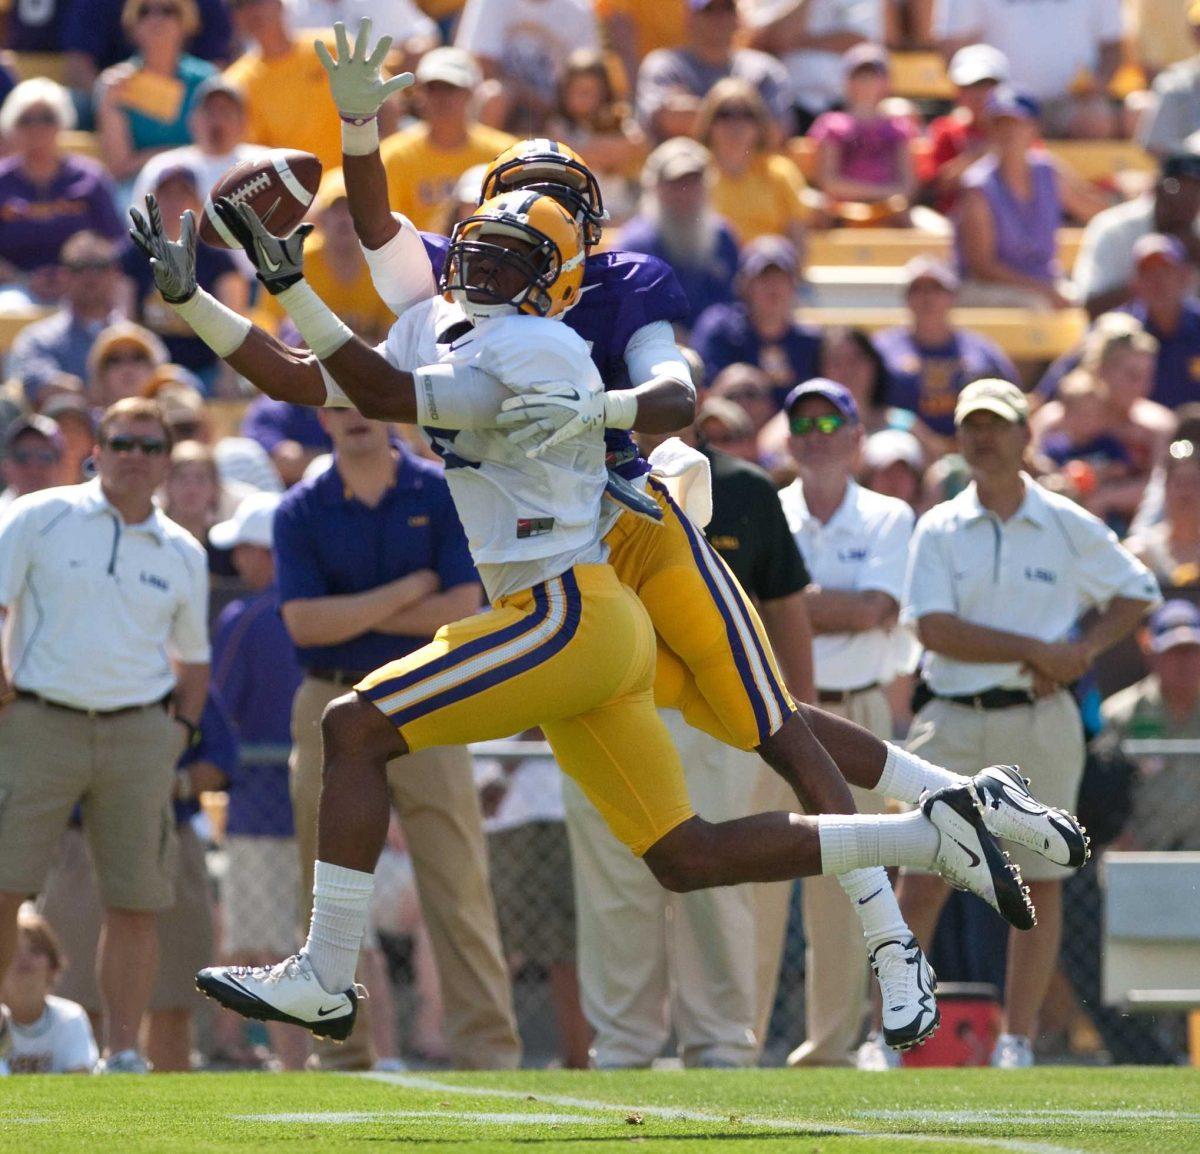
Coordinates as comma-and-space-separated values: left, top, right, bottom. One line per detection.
936, 688, 1035, 711
817, 682, 881, 704
306, 669, 370, 686
14, 689, 170, 719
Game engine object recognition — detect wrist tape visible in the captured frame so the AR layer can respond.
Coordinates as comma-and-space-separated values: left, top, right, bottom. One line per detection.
277, 280, 354, 360
171, 290, 252, 359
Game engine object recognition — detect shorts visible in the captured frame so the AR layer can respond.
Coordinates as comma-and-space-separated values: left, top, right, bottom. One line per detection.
221, 835, 300, 958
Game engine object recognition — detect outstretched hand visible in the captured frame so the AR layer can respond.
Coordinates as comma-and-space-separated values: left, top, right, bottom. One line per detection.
212, 198, 312, 296
129, 194, 198, 304
315, 19, 415, 121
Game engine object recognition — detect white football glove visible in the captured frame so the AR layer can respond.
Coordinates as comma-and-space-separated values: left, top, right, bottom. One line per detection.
497, 382, 609, 458
315, 19, 414, 121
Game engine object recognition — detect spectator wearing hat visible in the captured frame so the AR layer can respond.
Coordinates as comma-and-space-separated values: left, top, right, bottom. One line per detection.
619, 137, 741, 330
1074, 144, 1200, 318
694, 391, 763, 464
777, 377, 915, 1067
130, 75, 268, 216
39, 394, 96, 484
224, 0, 343, 172
743, 0, 881, 134
919, 43, 1009, 215
861, 427, 925, 510
455, 0, 599, 135
1102, 599, 1200, 852
378, 48, 515, 235
207, 490, 309, 1069
85, 321, 169, 409
637, 0, 793, 144
240, 395, 333, 488
93, 0, 218, 183
287, 0, 438, 51
692, 236, 820, 408
898, 377, 1157, 1068
874, 256, 1017, 447
694, 78, 808, 247
123, 165, 247, 392
1041, 235, 1200, 410
1139, 5, 1200, 158
597, 0, 689, 87
934, 0, 1122, 139
0, 79, 124, 308
6, 232, 125, 402
0, 415, 66, 516
808, 44, 918, 227
0, 396, 210, 1073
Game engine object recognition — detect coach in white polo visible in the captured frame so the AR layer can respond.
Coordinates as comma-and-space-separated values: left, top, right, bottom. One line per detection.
900, 378, 1158, 1068
0, 396, 209, 1073
777, 378, 916, 1067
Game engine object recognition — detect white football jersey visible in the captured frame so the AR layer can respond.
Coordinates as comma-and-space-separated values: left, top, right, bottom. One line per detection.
7, 995, 98, 1074
380, 296, 609, 601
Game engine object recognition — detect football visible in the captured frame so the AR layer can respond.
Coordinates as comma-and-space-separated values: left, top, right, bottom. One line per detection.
199, 149, 323, 249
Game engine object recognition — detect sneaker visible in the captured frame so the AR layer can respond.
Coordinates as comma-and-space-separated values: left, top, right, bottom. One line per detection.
922, 784, 1037, 931
973, 765, 1090, 869
855, 1032, 901, 1070
195, 953, 361, 1041
870, 936, 939, 1050
0, 1004, 12, 1076
372, 1056, 408, 1073
97, 1048, 150, 1074
991, 1032, 1035, 1068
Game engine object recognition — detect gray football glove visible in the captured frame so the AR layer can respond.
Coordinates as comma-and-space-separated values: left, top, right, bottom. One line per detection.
315, 19, 415, 121
128, 194, 198, 304
213, 198, 312, 296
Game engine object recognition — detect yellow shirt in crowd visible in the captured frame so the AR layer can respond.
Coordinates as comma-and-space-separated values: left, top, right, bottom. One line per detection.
594, 0, 688, 64
224, 34, 344, 174
710, 153, 809, 243
380, 123, 516, 233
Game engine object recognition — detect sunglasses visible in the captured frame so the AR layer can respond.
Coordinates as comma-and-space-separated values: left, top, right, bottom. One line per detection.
789, 413, 849, 436
66, 260, 115, 273
10, 447, 60, 465
138, 3, 182, 17
104, 435, 167, 456
103, 351, 152, 367
713, 107, 758, 122
15, 111, 58, 128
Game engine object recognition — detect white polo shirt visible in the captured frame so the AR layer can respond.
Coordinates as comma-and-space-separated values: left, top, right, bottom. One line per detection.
0, 479, 210, 711
779, 478, 917, 691
903, 475, 1160, 696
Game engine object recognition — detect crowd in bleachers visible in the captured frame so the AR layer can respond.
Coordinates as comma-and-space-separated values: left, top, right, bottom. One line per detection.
1, 0, 1199, 1073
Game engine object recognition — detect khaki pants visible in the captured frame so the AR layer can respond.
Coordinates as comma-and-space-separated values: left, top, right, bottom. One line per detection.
753, 688, 891, 1065
290, 675, 519, 1070
562, 709, 761, 1068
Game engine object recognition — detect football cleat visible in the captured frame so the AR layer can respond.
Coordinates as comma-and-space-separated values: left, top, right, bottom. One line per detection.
923, 784, 1037, 931
196, 953, 361, 1041
856, 1031, 902, 1070
973, 764, 1090, 869
871, 936, 939, 1051
991, 1032, 1035, 1068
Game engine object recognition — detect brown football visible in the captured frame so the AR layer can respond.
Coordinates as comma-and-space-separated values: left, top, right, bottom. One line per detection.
199, 149, 323, 249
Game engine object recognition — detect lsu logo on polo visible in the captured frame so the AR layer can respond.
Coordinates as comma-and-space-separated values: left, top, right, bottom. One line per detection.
1024, 566, 1056, 585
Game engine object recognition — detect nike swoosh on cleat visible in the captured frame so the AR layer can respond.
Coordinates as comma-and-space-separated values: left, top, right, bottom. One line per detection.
316, 1005, 343, 1017
858, 888, 884, 905
951, 837, 981, 869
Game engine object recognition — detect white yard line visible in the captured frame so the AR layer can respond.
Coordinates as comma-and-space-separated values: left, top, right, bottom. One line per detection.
236, 1109, 603, 1126
358, 1070, 1089, 1154
863, 1109, 1200, 1125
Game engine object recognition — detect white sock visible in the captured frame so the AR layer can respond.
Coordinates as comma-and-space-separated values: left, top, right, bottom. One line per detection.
303, 860, 374, 994
818, 811, 939, 875
837, 867, 911, 951
876, 743, 968, 804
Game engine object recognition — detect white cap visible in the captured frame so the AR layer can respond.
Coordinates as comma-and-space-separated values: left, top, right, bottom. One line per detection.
415, 46, 481, 90
947, 44, 1010, 88
863, 428, 924, 472
209, 491, 281, 550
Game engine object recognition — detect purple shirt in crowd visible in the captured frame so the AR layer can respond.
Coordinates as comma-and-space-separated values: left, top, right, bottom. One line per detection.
956, 152, 1061, 284
241, 396, 332, 455
808, 111, 915, 186
0, 155, 123, 272
211, 587, 301, 838
61, 0, 232, 69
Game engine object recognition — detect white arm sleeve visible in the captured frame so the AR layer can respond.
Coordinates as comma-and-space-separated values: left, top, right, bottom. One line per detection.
622, 320, 695, 393
412, 363, 509, 429
362, 212, 439, 316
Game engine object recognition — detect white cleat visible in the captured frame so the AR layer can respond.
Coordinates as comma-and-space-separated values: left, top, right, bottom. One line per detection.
871, 936, 939, 1051
991, 1032, 1035, 1068
973, 764, 1090, 869
196, 953, 361, 1041
856, 1032, 902, 1070
922, 784, 1037, 930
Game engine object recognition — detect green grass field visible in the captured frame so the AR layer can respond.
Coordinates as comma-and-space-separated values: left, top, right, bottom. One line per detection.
2, 1067, 1198, 1154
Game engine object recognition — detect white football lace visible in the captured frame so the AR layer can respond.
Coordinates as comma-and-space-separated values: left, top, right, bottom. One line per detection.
876, 945, 918, 1011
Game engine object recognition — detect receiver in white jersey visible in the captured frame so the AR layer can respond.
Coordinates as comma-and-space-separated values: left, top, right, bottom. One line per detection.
380, 294, 610, 602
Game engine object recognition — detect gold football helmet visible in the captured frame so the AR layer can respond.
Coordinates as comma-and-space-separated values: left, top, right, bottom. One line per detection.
441, 190, 586, 321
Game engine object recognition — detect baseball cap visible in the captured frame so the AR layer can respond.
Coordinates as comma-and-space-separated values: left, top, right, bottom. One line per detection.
1133, 232, 1187, 268
192, 74, 245, 107
843, 42, 890, 77
904, 254, 960, 291
150, 162, 199, 193
863, 428, 923, 472
985, 87, 1040, 123
416, 46, 481, 90
88, 323, 169, 376
1161, 146, 1200, 182
783, 377, 860, 423
947, 44, 1009, 88
4, 413, 63, 454
954, 378, 1029, 425
209, 491, 281, 550
1147, 599, 1200, 652
643, 137, 711, 185
738, 235, 799, 280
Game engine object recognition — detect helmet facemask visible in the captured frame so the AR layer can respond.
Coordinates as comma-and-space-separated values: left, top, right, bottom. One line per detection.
442, 216, 562, 322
